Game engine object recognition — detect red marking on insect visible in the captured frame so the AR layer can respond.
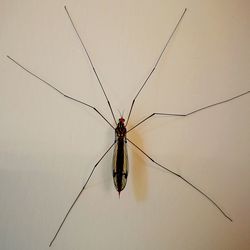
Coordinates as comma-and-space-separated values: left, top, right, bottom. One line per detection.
119, 117, 125, 124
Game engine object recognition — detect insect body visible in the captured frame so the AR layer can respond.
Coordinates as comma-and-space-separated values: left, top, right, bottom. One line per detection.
113, 117, 128, 195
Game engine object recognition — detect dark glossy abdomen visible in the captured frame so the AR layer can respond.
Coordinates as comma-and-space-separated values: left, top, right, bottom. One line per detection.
112, 137, 128, 193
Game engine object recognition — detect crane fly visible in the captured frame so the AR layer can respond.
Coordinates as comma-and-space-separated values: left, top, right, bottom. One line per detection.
7, 5, 250, 247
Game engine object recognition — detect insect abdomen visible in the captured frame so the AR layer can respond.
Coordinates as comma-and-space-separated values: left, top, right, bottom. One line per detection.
112, 137, 128, 193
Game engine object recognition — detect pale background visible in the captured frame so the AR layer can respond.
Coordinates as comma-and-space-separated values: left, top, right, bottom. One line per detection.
0, 0, 250, 249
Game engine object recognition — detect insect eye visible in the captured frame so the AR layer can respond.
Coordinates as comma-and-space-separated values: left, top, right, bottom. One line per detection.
119, 117, 125, 123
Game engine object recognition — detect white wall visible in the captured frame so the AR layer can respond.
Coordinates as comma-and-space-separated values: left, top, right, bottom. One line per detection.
0, 0, 249, 249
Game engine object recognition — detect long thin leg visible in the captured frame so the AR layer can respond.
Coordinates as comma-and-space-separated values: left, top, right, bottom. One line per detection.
7, 55, 115, 130
128, 90, 250, 133
126, 8, 187, 126
64, 6, 117, 125
49, 141, 115, 247
127, 138, 232, 221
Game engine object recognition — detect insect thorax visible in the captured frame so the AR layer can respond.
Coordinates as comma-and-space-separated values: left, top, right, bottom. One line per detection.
115, 121, 127, 139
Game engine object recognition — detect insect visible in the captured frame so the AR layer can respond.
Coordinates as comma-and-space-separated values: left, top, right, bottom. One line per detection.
7, 5, 249, 247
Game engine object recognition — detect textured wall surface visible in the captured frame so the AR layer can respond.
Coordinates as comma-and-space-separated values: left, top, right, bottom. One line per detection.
0, 0, 249, 249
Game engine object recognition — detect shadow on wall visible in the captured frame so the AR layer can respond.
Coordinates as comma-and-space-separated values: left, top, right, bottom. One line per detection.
129, 129, 149, 201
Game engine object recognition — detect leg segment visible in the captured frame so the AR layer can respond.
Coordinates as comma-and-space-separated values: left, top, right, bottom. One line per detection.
126, 8, 187, 126
127, 138, 232, 221
64, 6, 117, 125
7, 55, 115, 130
49, 141, 115, 247
127, 90, 250, 133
